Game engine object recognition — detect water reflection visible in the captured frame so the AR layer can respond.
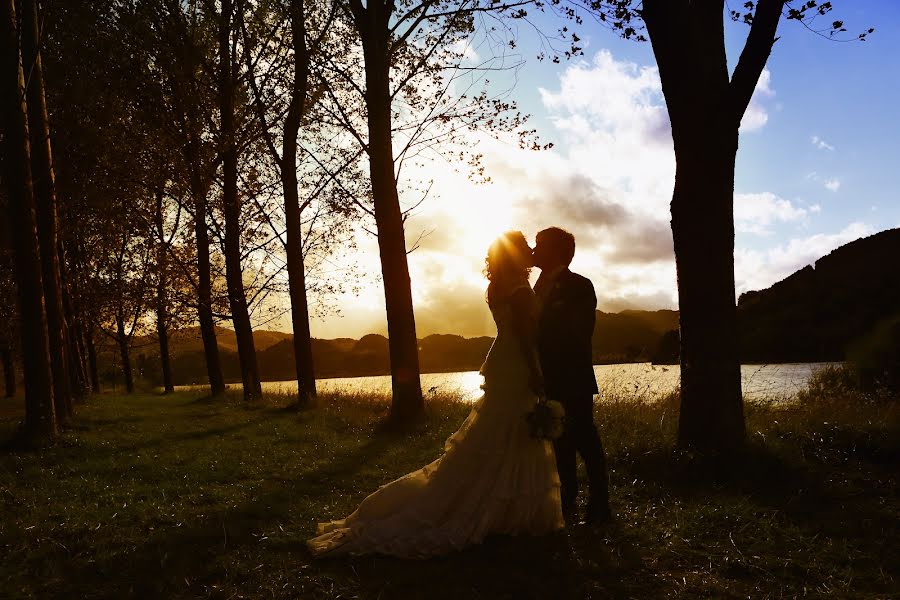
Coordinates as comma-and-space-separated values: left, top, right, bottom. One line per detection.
184, 363, 839, 403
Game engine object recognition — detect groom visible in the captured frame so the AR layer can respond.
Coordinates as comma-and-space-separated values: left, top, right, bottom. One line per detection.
532, 227, 611, 524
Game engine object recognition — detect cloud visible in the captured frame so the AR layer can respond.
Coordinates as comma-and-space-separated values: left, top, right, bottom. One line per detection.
537, 50, 675, 213
449, 37, 479, 63
734, 192, 811, 235
740, 68, 775, 132
824, 178, 841, 192
811, 135, 835, 151
481, 155, 674, 265
412, 280, 494, 338
806, 171, 842, 193
522, 172, 628, 227
306, 49, 866, 339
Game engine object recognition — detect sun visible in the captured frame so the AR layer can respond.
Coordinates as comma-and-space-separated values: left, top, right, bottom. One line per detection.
437, 168, 520, 257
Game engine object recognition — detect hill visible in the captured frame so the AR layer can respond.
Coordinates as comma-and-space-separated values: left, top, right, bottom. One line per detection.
129, 309, 677, 385
737, 227, 900, 362
126, 228, 899, 384
593, 309, 679, 363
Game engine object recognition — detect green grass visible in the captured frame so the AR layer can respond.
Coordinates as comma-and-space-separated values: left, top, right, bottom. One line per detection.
0, 385, 897, 599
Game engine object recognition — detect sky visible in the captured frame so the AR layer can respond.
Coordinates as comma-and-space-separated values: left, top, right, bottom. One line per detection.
282, 1, 900, 340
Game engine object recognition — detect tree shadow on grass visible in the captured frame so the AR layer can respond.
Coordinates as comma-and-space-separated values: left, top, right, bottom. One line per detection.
43, 431, 405, 599
66, 415, 146, 429
623, 440, 898, 541
107, 411, 285, 456
37, 425, 660, 600
309, 518, 658, 600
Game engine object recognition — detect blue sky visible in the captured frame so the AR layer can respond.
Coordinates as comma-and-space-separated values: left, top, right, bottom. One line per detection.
302, 2, 900, 339
516, 1, 900, 248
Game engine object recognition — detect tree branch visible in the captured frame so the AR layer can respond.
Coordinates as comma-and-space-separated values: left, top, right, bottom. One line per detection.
730, 0, 785, 123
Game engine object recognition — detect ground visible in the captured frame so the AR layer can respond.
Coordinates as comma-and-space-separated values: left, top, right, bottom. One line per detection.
0, 386, 897, 599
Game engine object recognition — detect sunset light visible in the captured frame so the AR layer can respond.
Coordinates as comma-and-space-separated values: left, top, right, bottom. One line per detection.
1, 0, 897, 596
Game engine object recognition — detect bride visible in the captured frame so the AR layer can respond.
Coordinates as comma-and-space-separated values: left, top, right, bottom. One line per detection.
306, 231, 564, 559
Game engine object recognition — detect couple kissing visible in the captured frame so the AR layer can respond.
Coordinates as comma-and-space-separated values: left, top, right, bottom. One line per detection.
308, 228, 610, 559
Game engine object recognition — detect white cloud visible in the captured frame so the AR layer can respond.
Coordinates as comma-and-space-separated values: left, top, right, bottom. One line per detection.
306, 49, 868, 338
734, 192, 810, 235
740, 68, 775, 132
735, 222, 872, 294
807, 171, 842, 192
449, 37, 479, 62
811, 135, 835, 151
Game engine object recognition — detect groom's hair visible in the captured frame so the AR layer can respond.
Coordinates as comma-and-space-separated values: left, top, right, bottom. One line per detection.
537, 227, 576, 266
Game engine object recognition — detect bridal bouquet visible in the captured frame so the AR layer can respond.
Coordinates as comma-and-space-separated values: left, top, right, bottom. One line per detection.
526, 398, 565, 440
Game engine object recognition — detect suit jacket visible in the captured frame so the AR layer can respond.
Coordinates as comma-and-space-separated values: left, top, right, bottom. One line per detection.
536, 268, 599, 402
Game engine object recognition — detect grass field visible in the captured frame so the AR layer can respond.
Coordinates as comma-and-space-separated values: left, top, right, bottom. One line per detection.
0, 382, 898, 599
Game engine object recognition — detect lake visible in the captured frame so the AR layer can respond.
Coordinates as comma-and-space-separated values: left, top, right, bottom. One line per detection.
195, 362, 838, 403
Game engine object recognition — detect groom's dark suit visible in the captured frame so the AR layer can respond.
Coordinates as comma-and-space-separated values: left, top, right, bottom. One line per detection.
535, 268, 610, 518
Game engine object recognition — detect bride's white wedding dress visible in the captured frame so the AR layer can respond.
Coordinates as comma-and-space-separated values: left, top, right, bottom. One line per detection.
307, 287, 564, 558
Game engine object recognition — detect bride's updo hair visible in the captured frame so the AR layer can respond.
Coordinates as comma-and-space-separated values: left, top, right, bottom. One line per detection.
484, 230, 532, 306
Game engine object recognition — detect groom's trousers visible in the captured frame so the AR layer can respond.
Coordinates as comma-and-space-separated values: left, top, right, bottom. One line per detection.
553, 395, 609, 514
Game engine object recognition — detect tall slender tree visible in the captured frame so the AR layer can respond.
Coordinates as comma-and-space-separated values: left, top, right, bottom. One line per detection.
215, 0, 262, 400
20, 0, 72, 422
338, 0, 537, 424
0, 247, 17, 399
0, 0, 57, 440
153, 184, 176, 393
0, 343, 14, 398
241, 0, 345, 407
270, 0, 320, 407
148, 0, 228, 396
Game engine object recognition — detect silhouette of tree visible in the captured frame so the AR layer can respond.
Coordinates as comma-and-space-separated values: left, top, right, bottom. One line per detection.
241, 0, 332, 407
40, 0, 119, 394
152, 181, 179, 394
20, 0, 75, 423
142, 0, 284, 399
329, 0, 545, 424
0, 0, 57, 441
0, 238, 18, 398
562, 0, 870, 453
138, 0, 228, 396
90, 195, 155, 394
211, 0, 264, 401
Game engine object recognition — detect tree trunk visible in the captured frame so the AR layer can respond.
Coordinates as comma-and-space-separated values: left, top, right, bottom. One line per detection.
74, 319, 90, 393
86, 324, 100, 393
154, 191, 174, 394
75, 322, 89, 390
1, 345, 14, 398
282, 0, 317, 407
642, 0, 746, 453
21, 0, 72, 423
283, 172, 317, 406
177, 12, 225, 398
116, 313, 134, 394
188, 165, 225, 395
65, 236, 91, 396
672, 126, 746, 451
218, 0, 261, 401
0, 0, 57, 440
358, 9, 424, 423
156, 304, 174, 394
59, 247, 87, 399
